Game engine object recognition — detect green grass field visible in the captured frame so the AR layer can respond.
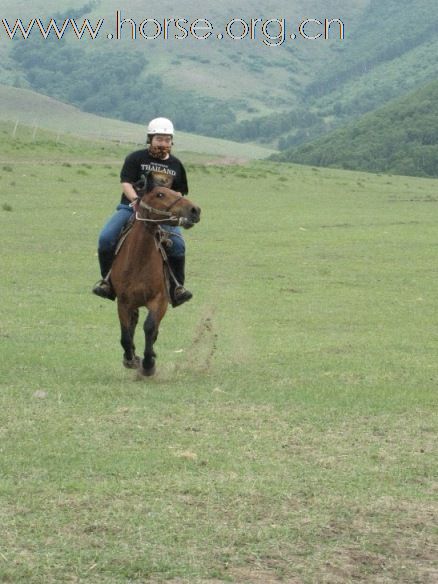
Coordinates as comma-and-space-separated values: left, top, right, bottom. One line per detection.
0, 123, 437, 583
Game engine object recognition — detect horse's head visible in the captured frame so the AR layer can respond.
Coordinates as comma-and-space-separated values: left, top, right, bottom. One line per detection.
136, 185, 201, 228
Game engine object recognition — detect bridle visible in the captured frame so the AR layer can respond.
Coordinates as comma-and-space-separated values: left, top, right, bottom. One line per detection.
131, 192, 187, 225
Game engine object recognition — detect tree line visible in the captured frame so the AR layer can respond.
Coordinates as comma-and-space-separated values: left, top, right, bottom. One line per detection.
272, 81, 438, 178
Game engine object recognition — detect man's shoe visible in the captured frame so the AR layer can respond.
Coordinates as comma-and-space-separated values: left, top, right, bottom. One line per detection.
92, 279, 116, 301
171, 285, 193, 307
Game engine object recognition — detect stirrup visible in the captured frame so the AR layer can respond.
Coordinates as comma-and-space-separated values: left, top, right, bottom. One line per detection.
171, 285, 193, 307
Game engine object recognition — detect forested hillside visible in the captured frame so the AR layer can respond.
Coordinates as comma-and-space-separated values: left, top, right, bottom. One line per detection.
272, 81, 438, 178
1, 0, 436, 149
0, 0, 348, 136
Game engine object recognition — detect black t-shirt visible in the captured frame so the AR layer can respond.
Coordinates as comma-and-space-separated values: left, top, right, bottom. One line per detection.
119, 149, 189, 204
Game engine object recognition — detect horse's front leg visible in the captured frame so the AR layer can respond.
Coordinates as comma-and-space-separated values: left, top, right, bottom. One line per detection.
141, 298, 168, 376
118, 302, 140, 369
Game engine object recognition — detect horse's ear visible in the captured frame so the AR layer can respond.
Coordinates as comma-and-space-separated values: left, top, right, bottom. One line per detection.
133, 173, 148, 193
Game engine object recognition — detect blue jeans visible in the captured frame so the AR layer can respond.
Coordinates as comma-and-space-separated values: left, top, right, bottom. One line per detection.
98, 204, 186, 257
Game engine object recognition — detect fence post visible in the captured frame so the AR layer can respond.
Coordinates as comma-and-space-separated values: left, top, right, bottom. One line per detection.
12, 120, 19, 139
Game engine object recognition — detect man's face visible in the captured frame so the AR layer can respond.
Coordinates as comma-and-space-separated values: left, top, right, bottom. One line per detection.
149, 134, 172, 159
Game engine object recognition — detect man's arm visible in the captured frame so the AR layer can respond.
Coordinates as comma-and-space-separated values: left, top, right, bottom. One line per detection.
178, 162, 189, 195
120, 151, 141, 203
121, 182, 139, 203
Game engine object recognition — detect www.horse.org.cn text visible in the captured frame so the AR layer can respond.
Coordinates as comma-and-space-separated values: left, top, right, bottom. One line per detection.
1, 12, 345, 46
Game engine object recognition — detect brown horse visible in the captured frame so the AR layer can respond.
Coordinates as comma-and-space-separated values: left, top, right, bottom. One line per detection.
110, 185, 201, 376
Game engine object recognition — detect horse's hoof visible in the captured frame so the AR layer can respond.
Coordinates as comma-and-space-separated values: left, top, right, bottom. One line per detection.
123, 356, 141, 369
140, 363, 156, 377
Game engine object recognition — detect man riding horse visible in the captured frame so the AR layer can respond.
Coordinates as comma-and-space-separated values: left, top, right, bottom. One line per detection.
92, 117, 193, 307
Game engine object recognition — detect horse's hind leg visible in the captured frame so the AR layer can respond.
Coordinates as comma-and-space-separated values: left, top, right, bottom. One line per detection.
118, 302, 140, 369
141, 299, 167, 376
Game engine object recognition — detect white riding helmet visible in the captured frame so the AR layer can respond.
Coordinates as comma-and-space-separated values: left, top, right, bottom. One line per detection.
147, 117, 174, 136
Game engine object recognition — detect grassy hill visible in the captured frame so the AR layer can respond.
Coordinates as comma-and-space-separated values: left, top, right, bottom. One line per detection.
281, 0, 438, 150
0, 85, 274, 159
272, 80, 438, 178
0, 0, 349, 120
307, 0, 437, 101
0, 122, 437, 583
